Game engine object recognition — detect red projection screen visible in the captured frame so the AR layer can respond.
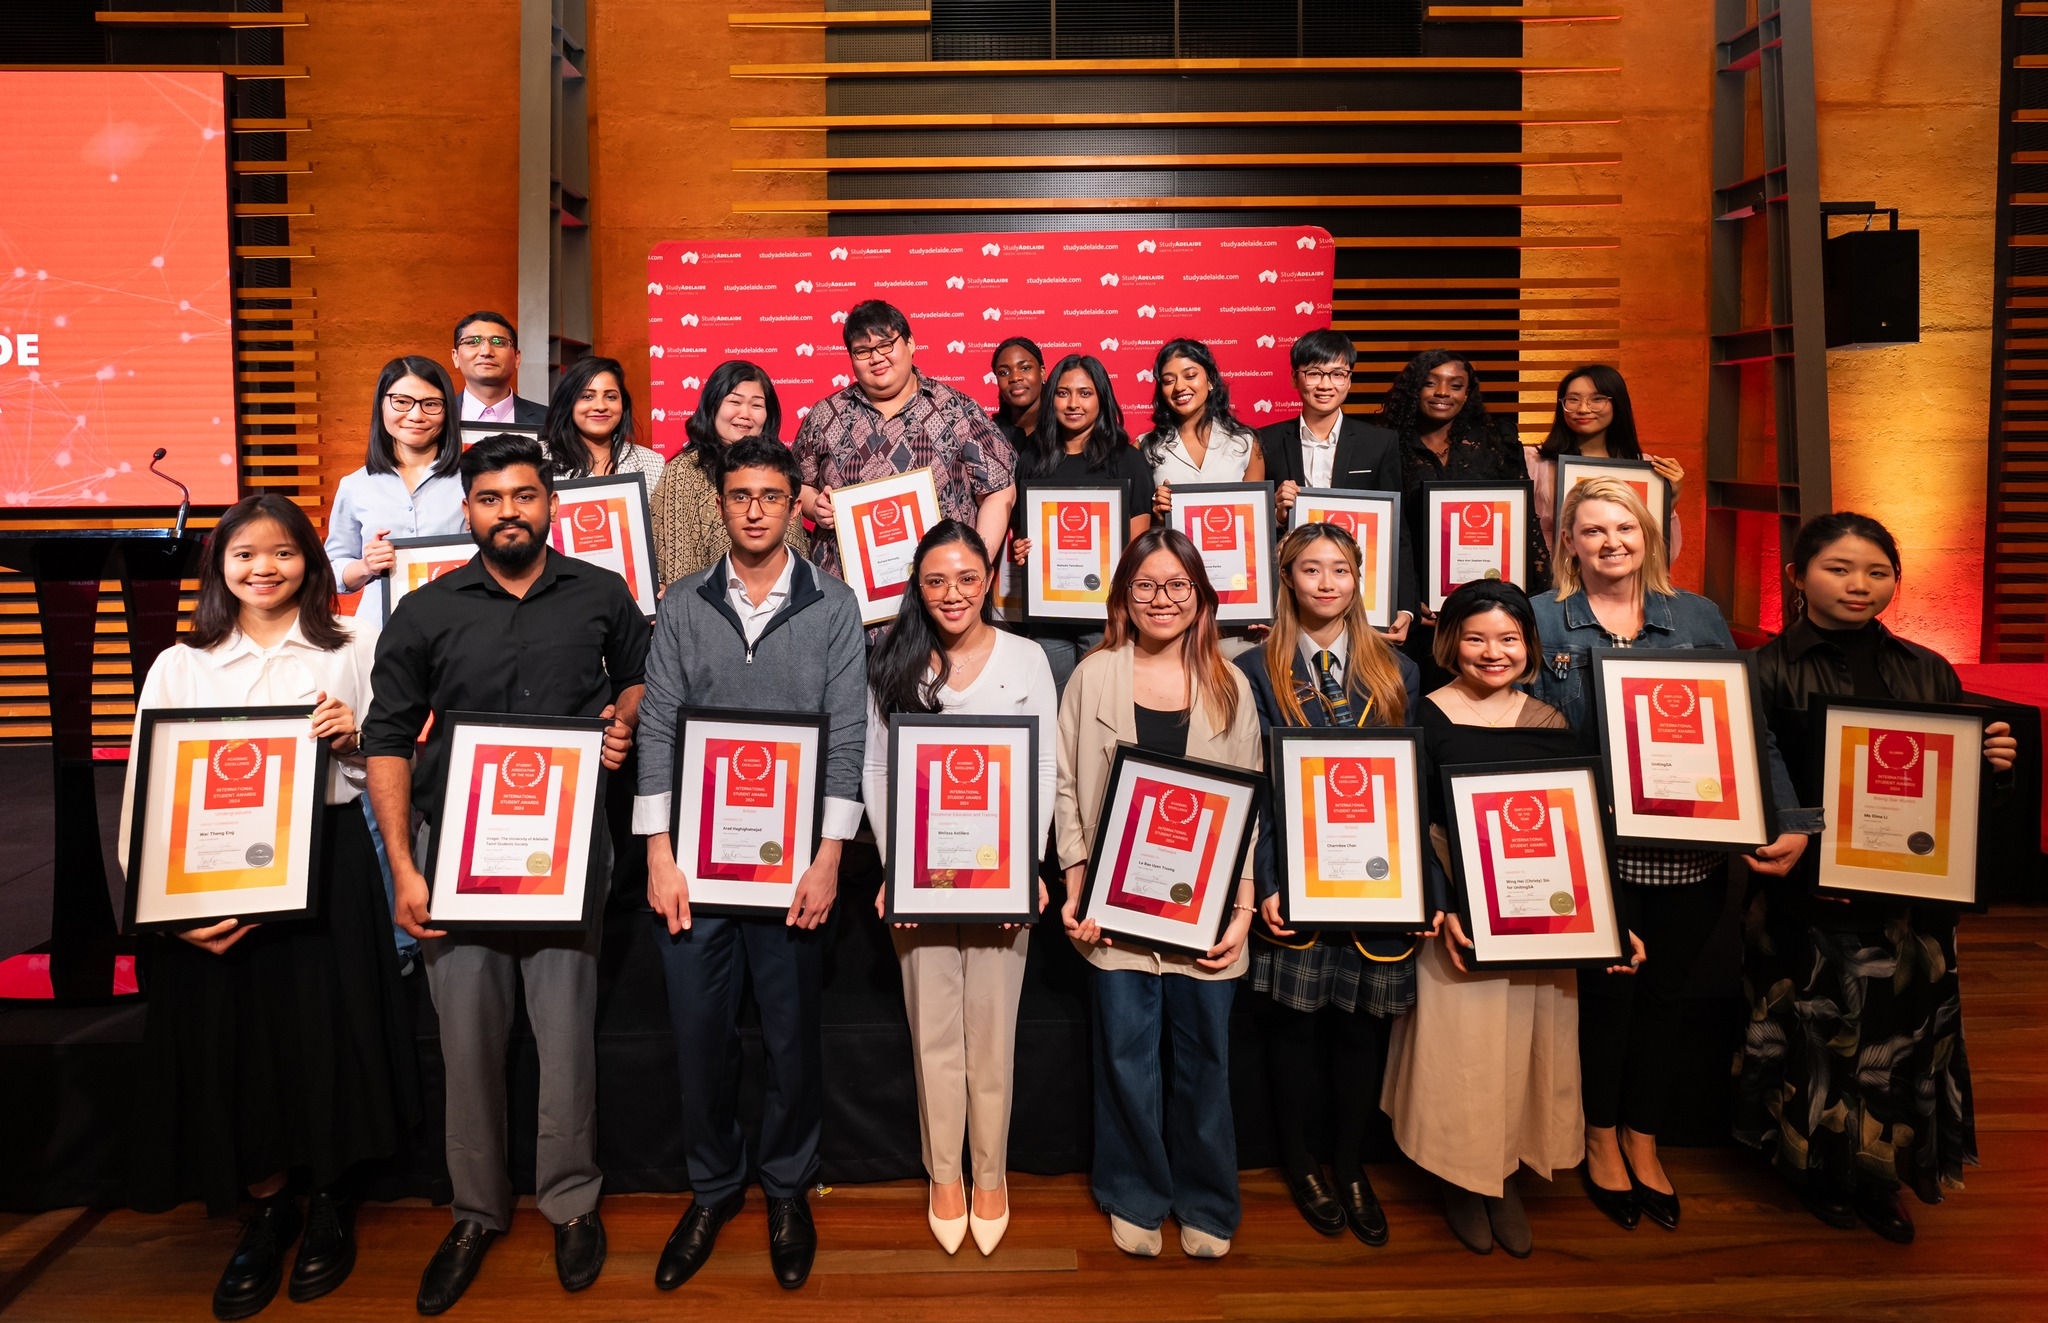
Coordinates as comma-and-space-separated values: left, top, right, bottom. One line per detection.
0, 71, 238, 508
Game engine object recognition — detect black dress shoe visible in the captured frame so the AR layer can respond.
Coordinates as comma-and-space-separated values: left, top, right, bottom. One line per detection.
1340, 1175, 1390, 1247
1630, 1177, 1681, 1230
416, 1219, 497, 1317
554, 1210, 606, 1293
1794, 1180, 1859, 1231
214, 1196, 301, 1321
1580, 1167, 1640, 1231
287, 1192, 355, 1303
1856, 1190, 1915, 1244
654, 1193, 743, 1291
766, 1194, 817, 1290
1283, 1168, 1346, 1236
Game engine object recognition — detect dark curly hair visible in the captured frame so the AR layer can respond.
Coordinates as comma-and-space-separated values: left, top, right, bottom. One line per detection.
1375, 349, 1495, 447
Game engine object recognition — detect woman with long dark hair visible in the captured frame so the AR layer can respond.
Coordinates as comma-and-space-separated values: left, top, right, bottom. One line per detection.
1140, 337, 1266, 521
541, 355, 664, 492
990, 336, 1046, 442
1526, 365, 1686, 560
1055, 527, 1261, 1259
1736, 512, 2014, 1243
124, 495, 417, 1319
647, 360, 806, 584
861, 520, 1057, 1257
323, 355, 466, 621
1006, 353, 1155, 692
1233, 522, 1423, 1248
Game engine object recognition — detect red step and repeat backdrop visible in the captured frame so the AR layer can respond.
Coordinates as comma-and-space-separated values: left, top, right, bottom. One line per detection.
645, 226, 1336, 456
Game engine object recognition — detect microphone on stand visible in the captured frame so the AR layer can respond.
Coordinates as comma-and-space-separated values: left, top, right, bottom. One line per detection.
148, 447, 192, 542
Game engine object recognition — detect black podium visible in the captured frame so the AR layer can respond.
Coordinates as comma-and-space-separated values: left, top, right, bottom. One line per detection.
0, 528, 201, 1000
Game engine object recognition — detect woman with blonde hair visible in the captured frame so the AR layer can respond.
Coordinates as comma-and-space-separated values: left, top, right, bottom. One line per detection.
1530, 476, 1816, 1233
1233, 523, 1424, 1246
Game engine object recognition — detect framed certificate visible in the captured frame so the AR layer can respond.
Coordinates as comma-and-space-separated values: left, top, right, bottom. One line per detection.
883, 714, 1040, 923
1423, 480, 1532, 610
1442, 760, 1625, 969
1021, 483, 1124, 622
1592, 649, 1777, 850
386, 534, 476, 625
832, 467, 943, 626
1077, 744, 1262, 958
1288, 488, 1402, 629
1553, 455, 1671, 543
551, 474, 659, 619
426, 713, 610, 930
1813, 696, 1985, 907
1169, 482, 1278, 625
124, 707, 330, 933
670, 707, 827, 916
1268, 727, 1428, 933
459, 421, 543, 450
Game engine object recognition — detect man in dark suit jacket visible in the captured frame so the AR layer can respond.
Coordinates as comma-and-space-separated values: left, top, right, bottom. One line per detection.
453, 310, 549, 427
1257, 328, 1417, 641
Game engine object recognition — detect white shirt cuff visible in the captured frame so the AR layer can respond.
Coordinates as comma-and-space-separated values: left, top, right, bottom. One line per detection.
822, 796, 864, 841
632, 792, 672, 837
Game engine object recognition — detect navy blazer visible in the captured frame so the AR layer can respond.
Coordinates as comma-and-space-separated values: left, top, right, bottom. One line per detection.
1256, 416, 1419, 621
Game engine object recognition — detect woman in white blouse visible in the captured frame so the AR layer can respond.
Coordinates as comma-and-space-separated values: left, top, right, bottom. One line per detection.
863, 520, 1058, 1258
1141, 337, 1267, 522
540, 354, 666, 494
122, 495, 415, 1320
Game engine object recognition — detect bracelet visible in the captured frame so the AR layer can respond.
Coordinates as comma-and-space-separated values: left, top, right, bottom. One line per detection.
1233, 903, 1255, 914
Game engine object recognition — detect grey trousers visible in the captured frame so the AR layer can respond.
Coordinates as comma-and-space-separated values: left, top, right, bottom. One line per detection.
422, 915, 603, 1230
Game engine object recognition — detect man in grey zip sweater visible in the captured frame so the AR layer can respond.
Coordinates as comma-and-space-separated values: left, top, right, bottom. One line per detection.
631, 437, 868, 1293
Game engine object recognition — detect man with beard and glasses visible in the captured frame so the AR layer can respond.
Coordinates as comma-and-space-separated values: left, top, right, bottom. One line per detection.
363, 432, 647, 1315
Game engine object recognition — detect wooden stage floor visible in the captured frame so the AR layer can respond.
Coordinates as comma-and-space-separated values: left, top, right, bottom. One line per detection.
5, 908, 2046, 1322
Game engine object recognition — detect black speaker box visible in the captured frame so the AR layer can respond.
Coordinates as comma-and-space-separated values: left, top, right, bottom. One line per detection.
1823, 228, 1920, 348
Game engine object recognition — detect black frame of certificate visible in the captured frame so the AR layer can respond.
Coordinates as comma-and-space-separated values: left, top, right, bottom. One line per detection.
425, 712, 611, 932
882, 713, 1042, 924
1077, 742, 1264, 959
1286, 488, 1404, 630
458, 421, 543, 450
1267, 725, 1430, 934
1440, 758, 1626, 970
1590, 647, 1779, 851
1166, 481, 1280, 625
1810, 694, 1988, 911
669, 705, 830, 918
1017, 481, 1127, 623
550, 472, 660, 620
123, 705, 332, 934
1552, 454, 1673, 547
383, 533, 477, 626
1420, 478, 1534, 609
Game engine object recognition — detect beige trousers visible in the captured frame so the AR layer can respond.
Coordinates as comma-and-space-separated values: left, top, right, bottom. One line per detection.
891, 924, 1031, 1189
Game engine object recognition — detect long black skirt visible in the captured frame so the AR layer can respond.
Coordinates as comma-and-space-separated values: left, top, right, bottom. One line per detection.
128, 802, 420, 1215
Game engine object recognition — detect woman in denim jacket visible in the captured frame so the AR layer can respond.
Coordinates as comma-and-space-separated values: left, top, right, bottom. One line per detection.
1528, 478, 1819, 1234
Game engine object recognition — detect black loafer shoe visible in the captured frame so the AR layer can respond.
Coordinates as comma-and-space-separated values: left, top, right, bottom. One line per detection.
1284, 1168, 1346, 1237
553, 1210, 606, 1293
1856, 1191, 1915, 1245
214, 1197, 302, 1322
416, 1219, 497, 1317
1795, 1181, 1859, 1231
766, 1194, 817, 1290
1580, 1167, 1639, 1231
1340, 1175, 1390, 1247
654, 1193, 744, 1291
287, 1192, 355, 1303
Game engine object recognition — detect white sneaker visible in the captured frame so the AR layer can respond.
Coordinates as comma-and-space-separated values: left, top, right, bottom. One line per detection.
1179, 1224, 1232, 1258
1109, 1214, 1162, 1257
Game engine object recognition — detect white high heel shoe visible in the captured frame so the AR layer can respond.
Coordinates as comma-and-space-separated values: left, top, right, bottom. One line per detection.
929, 1182, 969, 1255
969, 1183, 1010, 1256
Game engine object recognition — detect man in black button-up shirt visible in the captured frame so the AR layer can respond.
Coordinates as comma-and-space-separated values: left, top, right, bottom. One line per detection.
364, 434, 646, 1312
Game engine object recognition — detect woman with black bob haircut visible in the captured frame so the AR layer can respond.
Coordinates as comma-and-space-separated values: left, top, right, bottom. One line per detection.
323, 355, 467, 621
1526, 364, 1686, 561
125, 494, 417, 1319
648, 359, 804, 584
541, 354, 665, 491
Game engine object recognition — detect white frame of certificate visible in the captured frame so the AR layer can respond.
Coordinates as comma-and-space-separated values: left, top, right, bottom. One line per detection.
425, 712, 609, 931
1168, 481, 1279, 626
832, 466, 943, 626
1269, 727, 1429, 933
669, 706, 828, 917
1077, 743, 1263, 959
459, 422, 543, 450
1019, 482, 1125, 623
1422, 479, 1533, 610
1591, 648, 1778, 851
1442, 759, 1625, 969
1553, 455, 1672, 547
883, 714, 1040, 924
385, 534, 477, 626
551, 473, 659, 620
1812, 696, 1985, 908
123, 706, 331, 933
1287, 489, 1403, 629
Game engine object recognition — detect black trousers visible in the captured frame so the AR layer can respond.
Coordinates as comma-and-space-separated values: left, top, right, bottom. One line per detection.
1577, 868, 1729, 1135
1255, 994, 1384, 1179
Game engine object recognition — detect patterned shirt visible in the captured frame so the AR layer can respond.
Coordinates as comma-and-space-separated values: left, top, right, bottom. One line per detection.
790, 373, 1015, 580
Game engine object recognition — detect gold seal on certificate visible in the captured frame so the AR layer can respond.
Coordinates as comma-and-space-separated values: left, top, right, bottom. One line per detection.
760, 841, 783, 864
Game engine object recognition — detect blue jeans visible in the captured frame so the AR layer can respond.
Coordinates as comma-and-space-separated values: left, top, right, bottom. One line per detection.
1090, 967, 1241, 1239
361, 796, 418, 961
